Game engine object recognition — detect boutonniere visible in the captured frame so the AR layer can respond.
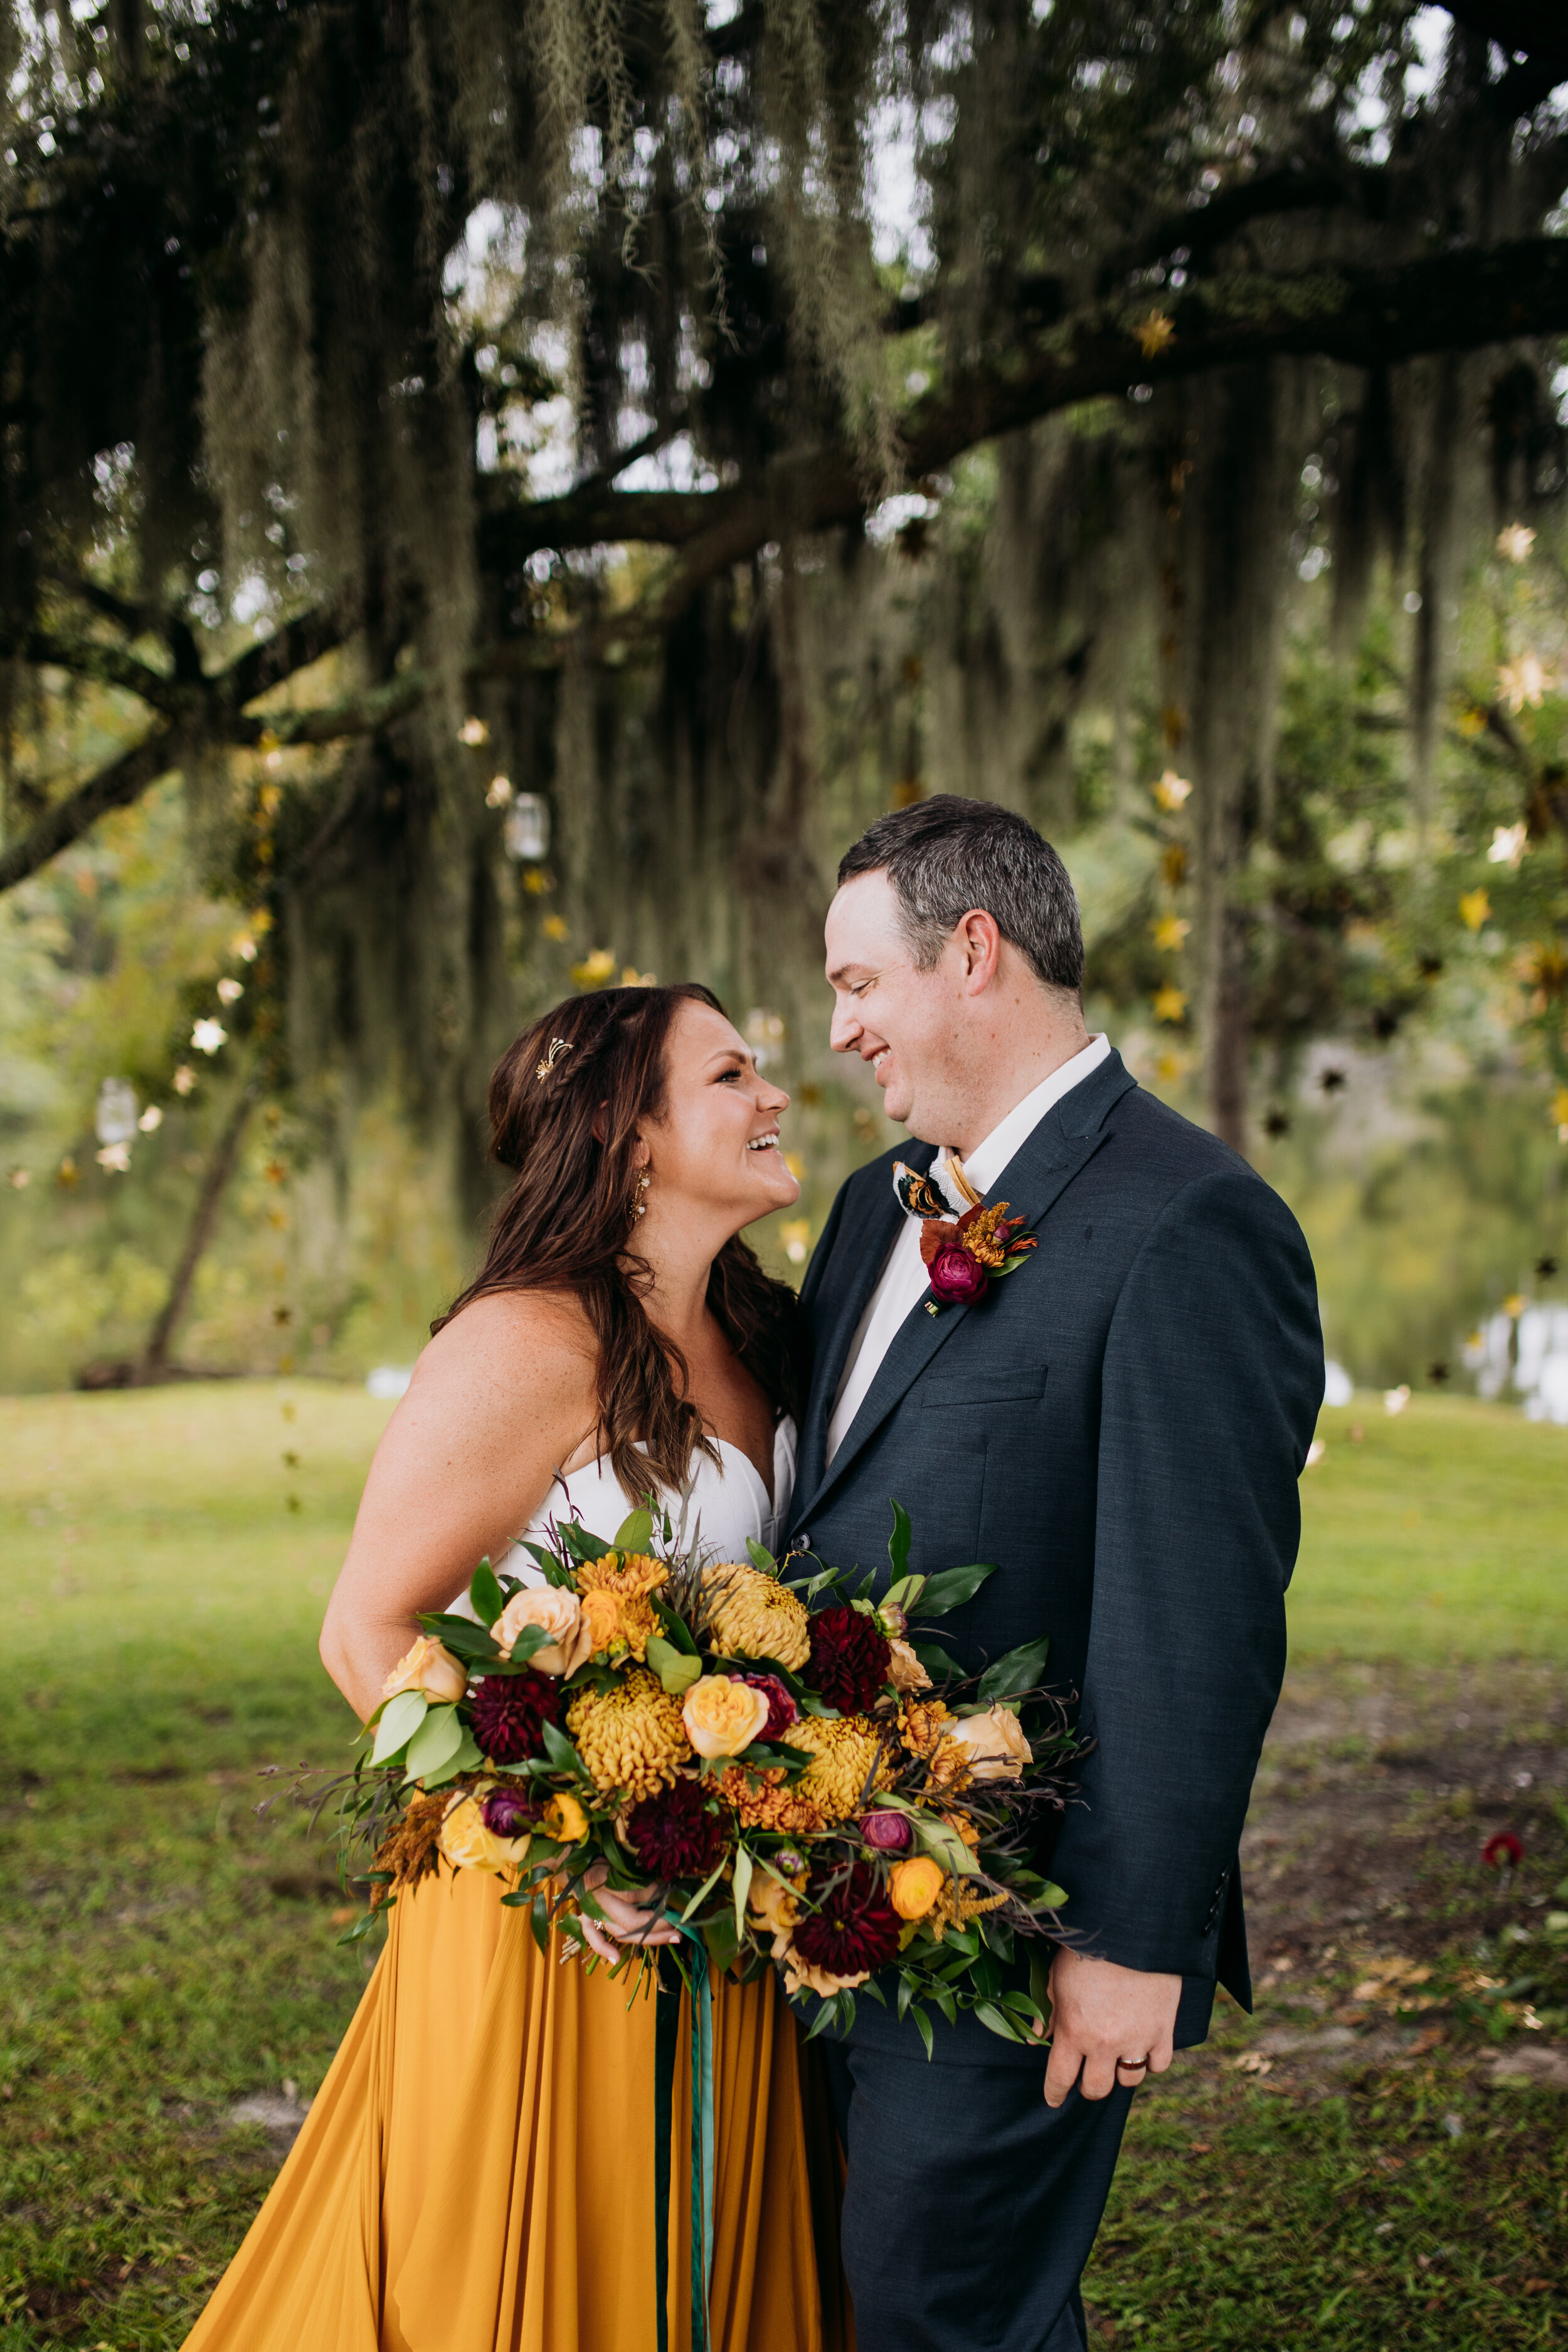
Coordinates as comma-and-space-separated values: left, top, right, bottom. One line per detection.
920, 1200, 1038, 1312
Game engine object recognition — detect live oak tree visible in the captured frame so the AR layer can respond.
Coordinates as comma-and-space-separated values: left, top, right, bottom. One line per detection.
3, 0, 1567, 1259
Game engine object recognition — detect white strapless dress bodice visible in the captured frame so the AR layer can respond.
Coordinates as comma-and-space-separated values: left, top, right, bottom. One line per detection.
472, 1418, 796, 1600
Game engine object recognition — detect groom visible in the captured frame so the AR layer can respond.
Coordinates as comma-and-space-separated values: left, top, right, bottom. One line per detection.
788, 796, 1322, 2351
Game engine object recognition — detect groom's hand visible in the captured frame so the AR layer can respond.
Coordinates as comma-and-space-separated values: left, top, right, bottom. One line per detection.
1041, 1946, 1180, 2107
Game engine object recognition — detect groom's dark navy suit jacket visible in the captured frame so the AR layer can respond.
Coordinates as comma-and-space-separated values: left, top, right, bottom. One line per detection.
787, 1049, 1322, 2049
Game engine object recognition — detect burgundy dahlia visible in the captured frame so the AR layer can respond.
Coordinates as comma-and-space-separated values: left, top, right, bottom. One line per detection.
739, 1672, 799, 1740
927, 1243, 989, 1305
792, 1864, 903, 1978
469, 1669, 566, 1764
625, 1778, 728, 1881
481, 1784, 541, 1840
808, 1606, 894, 1714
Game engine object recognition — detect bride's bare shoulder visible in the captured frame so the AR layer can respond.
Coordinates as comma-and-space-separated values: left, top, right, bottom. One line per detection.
401, 1286, 596, 1425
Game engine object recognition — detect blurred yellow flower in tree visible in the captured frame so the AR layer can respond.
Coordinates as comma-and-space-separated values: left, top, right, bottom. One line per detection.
457, 716, 489, 746
1552, 1088, 1568, 1129
1497, 652, 1549, 712
1150, 914, 1191, 951
1152, 985, 1188, 1024
1455, 703, 1487, 740
1458, 889, 1491, 933
1152, 770, 1192, 812
620, 967, 657, 987
541, 913, 569, 940
1135, 310, 1175, 358
1503, 1294, 1525, 1319
571, 948, 617, 987
1496, 523, 1535, 563
783, 1152, 804, 1180
522, 867, 554, 895
779, 1217, 811, 1266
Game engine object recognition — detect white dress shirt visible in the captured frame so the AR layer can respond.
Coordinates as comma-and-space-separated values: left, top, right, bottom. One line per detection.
824, 1034, 1111, 1467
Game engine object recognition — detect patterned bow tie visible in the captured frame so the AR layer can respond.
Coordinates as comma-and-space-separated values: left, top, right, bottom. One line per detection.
892, 1151, 982, 1220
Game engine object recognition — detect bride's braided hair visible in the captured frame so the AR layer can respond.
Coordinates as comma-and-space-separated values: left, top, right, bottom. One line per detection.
433, 984, 800, 1496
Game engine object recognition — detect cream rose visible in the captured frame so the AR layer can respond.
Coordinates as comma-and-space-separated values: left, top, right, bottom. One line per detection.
947, 1703, 1032, 1781
492, 1585, 590, 1675
886, 1638, 931, 1695
438, 1783, 531, 1873
381, 1633, 467, 1705
682, 1673, 771, 1760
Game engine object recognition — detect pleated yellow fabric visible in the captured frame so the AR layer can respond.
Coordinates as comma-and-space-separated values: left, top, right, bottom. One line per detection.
182, 1862, 844, 2352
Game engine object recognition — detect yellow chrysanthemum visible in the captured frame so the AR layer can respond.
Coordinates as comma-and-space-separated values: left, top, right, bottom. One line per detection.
716, 1763, 825, 1836
566, 1669, 691, 1802
581, 1587, 661, 1663
790, 1715, 891, 1825
703, 1564, 812, 1671
576, 1551, 669, 1599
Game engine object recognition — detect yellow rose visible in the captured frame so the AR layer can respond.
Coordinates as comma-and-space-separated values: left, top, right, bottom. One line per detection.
381, 1633, 467, 1706
886, 1638, 931, 1695
888, 1855, 946, 1920
492, 1585, 590, 1676
542, 1789, 589, 1844
947, 1704, 1032, 1782
747, 1872, 803, 1936
682, 1674, 771, 1760
438, 1783, 530, 1873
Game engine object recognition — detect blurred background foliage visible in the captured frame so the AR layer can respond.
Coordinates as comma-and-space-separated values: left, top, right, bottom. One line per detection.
2, 0, 1567, 1392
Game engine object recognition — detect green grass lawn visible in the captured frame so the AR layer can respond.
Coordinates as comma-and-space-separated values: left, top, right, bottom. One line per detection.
1291, 1397, 1568, 1661
0, 1382, 1564, 2348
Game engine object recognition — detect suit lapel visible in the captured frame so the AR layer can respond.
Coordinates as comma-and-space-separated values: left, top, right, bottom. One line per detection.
792, 1052, 1136, 1528
794, 1142, 935, 1508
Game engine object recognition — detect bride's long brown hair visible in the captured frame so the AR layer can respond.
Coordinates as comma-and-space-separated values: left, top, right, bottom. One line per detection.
434, 984, 801, 1496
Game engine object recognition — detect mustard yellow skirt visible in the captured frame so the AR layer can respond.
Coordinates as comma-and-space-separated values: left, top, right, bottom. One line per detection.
182, 1866, 850, 2352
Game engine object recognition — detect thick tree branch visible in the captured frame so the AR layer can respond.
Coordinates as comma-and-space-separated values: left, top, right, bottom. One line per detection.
0, 625, 185, 714
11, 235, 1568, 893
0, 725, 177, 891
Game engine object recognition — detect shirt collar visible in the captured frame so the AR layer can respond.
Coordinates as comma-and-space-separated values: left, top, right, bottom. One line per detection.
938, 1033, 1111, 1200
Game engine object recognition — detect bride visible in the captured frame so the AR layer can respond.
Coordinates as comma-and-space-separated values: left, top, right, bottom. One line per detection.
183, 982, 849, 2352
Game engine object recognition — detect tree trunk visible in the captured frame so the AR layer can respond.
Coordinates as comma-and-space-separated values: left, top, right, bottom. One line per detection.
134, 1076, 260, 1382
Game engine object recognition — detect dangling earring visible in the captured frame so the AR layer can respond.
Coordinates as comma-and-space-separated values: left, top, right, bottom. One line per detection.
632, 1168, 650, 1221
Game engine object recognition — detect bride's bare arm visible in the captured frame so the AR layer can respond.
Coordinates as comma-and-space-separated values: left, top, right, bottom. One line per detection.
319, 1291, 598, 1721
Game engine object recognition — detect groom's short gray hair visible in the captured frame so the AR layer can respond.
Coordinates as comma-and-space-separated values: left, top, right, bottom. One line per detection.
837, 795, 1084, 995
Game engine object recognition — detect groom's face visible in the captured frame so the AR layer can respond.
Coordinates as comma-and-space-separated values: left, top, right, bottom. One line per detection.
824, 870, 963, 1143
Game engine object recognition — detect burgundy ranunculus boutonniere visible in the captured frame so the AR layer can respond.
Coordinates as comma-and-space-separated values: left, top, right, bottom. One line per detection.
919, 1199, 1038, 1310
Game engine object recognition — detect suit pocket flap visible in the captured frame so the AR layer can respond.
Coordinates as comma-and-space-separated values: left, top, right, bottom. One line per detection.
919, 1366, 1047, 1409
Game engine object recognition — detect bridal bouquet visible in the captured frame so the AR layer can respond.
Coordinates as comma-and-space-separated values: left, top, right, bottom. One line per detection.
339, 1500, 1080, 2052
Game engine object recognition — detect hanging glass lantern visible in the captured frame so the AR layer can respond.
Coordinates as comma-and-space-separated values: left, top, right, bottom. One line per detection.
95, 1078, 139, 1147
503, 794, 551, 861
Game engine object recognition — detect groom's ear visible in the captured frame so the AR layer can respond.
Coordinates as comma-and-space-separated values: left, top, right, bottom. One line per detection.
957, 909, 1003, 991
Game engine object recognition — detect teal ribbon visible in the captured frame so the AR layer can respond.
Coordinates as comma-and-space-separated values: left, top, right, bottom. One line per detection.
654, 1930, 716, 2352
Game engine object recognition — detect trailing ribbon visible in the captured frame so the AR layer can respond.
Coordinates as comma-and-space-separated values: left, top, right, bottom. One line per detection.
654, 1928, 716, 2352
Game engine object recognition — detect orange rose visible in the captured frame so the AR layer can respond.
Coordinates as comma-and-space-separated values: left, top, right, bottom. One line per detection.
381, 1634, 467, 1705
682, 1674, 771, 1759
888, 1856, 945, 1920
492, 1585, 590, 1675
886, 1638, 931, 1695
947, 1705, 1031, 1782
541, 1789, 590, 1844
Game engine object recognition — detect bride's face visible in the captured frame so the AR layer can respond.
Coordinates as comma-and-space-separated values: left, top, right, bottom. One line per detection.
642, 1001, 799, 1229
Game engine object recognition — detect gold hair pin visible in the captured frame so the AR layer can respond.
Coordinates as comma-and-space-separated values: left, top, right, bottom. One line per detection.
535, 1037, 573, 1081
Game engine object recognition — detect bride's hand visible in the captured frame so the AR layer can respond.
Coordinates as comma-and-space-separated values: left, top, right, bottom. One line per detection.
576, 1860, 682, 1959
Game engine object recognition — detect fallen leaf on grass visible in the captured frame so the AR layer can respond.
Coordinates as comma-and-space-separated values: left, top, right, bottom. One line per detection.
1231, 2053, 1273, 2075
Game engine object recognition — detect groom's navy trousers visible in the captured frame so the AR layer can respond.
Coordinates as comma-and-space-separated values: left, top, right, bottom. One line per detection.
788, 1049, 1322, 2348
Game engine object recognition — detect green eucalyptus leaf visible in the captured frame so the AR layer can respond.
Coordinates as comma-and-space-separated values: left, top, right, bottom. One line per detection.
469, 1558, 506, 1629
745, 1537, 777, 1574
403, 1703, 462, 1781
371, 1688, 427, 1766
907, 1639, 963, 1682
976, 1636, 1052, 1706
561, 1522, 615, 1564
915, 1562, 999, 1618
652, 1598, 700, 1656
612, 1508, 654, 1554
539, 1720, 588, 1779
911, 2005, 935, 2058
974, 2000, 1028, 2044
647, 1636, 703, 1696
887, 1497, 913, 1582
731, 1843, 754, 1940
